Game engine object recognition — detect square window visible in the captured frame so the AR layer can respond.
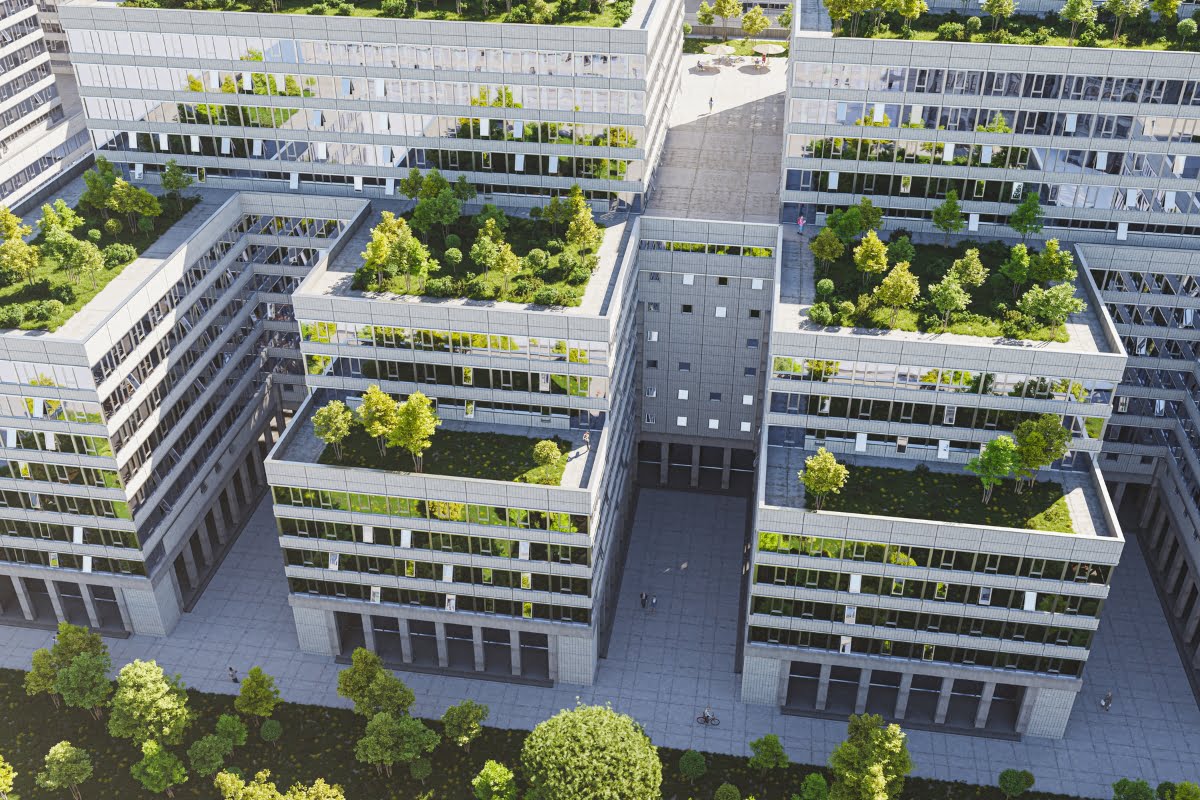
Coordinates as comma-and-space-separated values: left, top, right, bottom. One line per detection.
746, 338, 759, 348
683, 274, 695, 285
646, 331, 658, 342
709, 392, 722, 401
647, 302, 660, 312
708, 419, 720, 430
677, 389, 689, 400
645, 387, 657, 398
644, 413, 656, 424
676, 416, 688, 427
646, 359, 658, 369
740, 421, 752, 432
752, 278, 764, 290
679, 362, 691, 372
744, 367, 757, 377
742, 394, 753, 405
749, 309, 762, 318
649, 272, 661, 282
681, 304, 693, 314
717, 276, 729, 286
715, 307, 727, 318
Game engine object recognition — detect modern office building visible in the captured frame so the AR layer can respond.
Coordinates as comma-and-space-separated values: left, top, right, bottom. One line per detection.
58, 0, 681, 211
0, 191, 355, 636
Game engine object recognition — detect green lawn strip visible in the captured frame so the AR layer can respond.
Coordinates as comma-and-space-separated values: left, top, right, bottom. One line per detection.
318, 426, 570, 484
821, 464, 1074, 532
154, 0, 618, 24
683, 37, 791, 56
10, 197, 200, 332
818, 239, 1067, 342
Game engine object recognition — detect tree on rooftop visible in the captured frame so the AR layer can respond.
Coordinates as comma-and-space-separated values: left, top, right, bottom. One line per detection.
1013, 414, 1071, 490
893, 0, 928, 31
982, 0, 1015, 28
826, 205, 864, 244
1180, 17, 1197, 43
36, 742, 92, 800
26, 648, 61, 707
356, 713, 439, 778
949, 248, 988, 288
678, 750, 707, 783
929, 274, 969, 330
107, 179, 162, 233
533, 440, 561, 467
856, 198, 883, 232
187, 734, 232, 777
1028, 239, 1076, 284
829, 714, 912, 800
356, 386, 400, 458
1061, 0, 1097, 43
741, 5, 770, 38
777, 3, 793, 28
285, 777, 345, 800
853, 229, 889, 288
810, 228, 844, 274
931, 189, 964, 243
38, 199, 84, 242
799, 447, 848, 510
399, 168, 424, 200
1008, 194, 1044, 242
697, 0, 716, 23
1017, 283, 1085, 328
159, 160, 194, 213
389, 390, 440, 473
566, 185, 601, 252
69, 239, 106, 290
494, 241, 521, 299
887, 235, 914, 265
967, 435, 1017, 504
418, 168, 451, 201
1152, 0, 1180, 18
1104, 0, 1146, 38
874, 261, 919, 327
1000, 243, 1031, 298
80, 156, 119, 217
713, 0, 744, 38
412, 188, 461, 240
0, 206, 40, 288
313, 400, 353, 461
453, 175, 478, 204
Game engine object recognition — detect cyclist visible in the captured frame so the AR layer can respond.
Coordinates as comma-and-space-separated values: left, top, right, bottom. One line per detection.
703, 706, 714, 723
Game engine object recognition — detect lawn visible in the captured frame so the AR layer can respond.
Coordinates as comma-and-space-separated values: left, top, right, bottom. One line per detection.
683, 37, 790, 56
0, 666, 1090, 800
816, 239, 1069, 342
318, 426, 571, 484
820, 463, 1075, 533
9, 196, 200, 332
144, 0, 622, 25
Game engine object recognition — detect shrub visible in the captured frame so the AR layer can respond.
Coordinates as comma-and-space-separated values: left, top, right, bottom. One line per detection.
799, 773, 829, 800
25, 300, 64, 322
612, 0, 633, 23
1030, 26, 1052, 43
380, 0, 406, 15
260, 718, 283, 746
444, 233, 462, 250
715, 784, 741, 800
524, 248, 549, 272
102, 243, 138, 269
49, 284, 77, 305
0, 306, 25, 328
565, 265, 590, 285
334, 1, 354, 13
423, 277, 457, 297
808, 302, 834, 326
507, 3, 531, 20
104, 218, 123, 236
533, 439, 561, 467
678, 750, 706, 783
557, 252, 581, 275
532, 285, 576, 306
965, 15, 982, 32
936, 21, 965, 39
816, 278, 835, 298
443, 248, 463, 271
1179, 18, 1197, 40
87, 228, 102, 244
545, 238, 565, 254
836, 300, 856, 326
999, 770, 1035, 799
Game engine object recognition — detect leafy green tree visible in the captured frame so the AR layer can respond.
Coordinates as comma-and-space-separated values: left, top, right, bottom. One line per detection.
260, 718, 283, 748
829, 715, 912, 800
337, 647, 385, 713
678, 750, 706, 783
399, 168, 424, 200
1013, 415, 1071, 488
26, 647, 61, 707
1104, 0, 1146, 37
355, 712, 439, 777
696, 0, 715, 23
389, 390, 441, 472
131, 739, 187, 797
159, 160, 193, 212
1152, 0, 1180, 18
999, 769, 1035, 800
410, 758, 432, 784
1114, 780, 1156, 800
38, 199, 84, 242
107, 660, 191, 746
0, 206, 40, 287
107, 179, 162, 231
741, 4, 769, 37
313, 400, 353, 461
356, 385, 400, 457
800, 773, 830, 800
713, 0, 743, 38
418, 168, 450, 201
799, 447, 848, 510
565, 185, 602, 252
73, 240, 106, 290
982, 0, 1014, 28
284, 778, 345, 800
893, 0, 928, 29
216, 714, 248, 748
37, 741, 92, 800
1157, 782, 1177, 800
187, 734, 233, 777
1018, 283, 1085, 327
443, 699, 490, 751
55, 650, 112, 719
215, 769, 284, 800
931, 190, 964, 242
235, 667, 281, 719
874, 261, 919, 326
749, 734, 789, 781
1173, 783, 1200, 800
1000, 243, 1031, 298
360, 211, 406, 288
80, 156, 119, 215
412, 188, 461, 238
853, 229, 888, 287
493, 241, 521, 299
1029, 239, 1076, 283
1061, 0, 1097, 42
826, 206, 864, 243
522, 704, 661, 800
1180, 17, 1197, 42
950, 248, 988, 288
967, 435, 1017, 503
0, 753, 15, 800
929, 275, 969, 329
887, 235, 914, 265
777, 3, 793, 27
1009, 194, 1044, 241
533, 440, 561, 467
453, 175, 477, 204
715, 784, 741, 800
810, 228, 844, 273
473, 760, 517, 800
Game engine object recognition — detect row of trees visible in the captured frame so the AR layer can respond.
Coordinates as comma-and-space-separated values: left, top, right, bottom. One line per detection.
314, 386, 440, 469
694, 0, 787, 38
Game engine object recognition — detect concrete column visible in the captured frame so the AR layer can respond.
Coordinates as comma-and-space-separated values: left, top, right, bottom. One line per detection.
854, 669, 871, 714
814, 664, 832, 711
79, 583, 101, 629
209, 507, 230, 546
510, 633, 522, 676
1183, 598, 1200, 641
1173, 579, 1195, 617
239, 463, 257, 503
894, 673, 913, 719
974, 683, 997, 729
933, 678, 954, 724
1157, 532, 1177, 572
1166, 558, 1187, 597
1193, 639, 1200, 668
180, 547, 200, 589
434, 622, 448, 668
1139, 491, 1160, 528
220, 485, 237, 530
194, 528, 214, 566
547, 634, 559, 682
361, 613, 376, 652
398, 618, 413, 663
689, 444, 700, 488
1109, 482, 1127, 509
472, 627, 485, 672
659, 442, 668, 485
12, 577, 34, 621
45, 579, 66, 623
114, 588, 133, 633
1015, 687, 1036, 734
721, 448, 732, 490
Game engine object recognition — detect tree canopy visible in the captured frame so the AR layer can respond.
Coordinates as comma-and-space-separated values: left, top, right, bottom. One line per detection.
107, 660, 192, 746
800, 447, 849, 510
829, 714, 912, 800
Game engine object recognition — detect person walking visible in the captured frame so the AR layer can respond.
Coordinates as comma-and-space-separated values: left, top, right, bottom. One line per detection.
583, 431, 591, 452
650, 595, 658, 613
708, 97, 714, 114
1101, 691, 1113, 711
639, 592, 647, 609
228, 667, 239, 684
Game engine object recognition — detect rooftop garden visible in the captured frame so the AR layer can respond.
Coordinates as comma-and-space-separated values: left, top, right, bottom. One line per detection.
798, 432, 1075, 532
350, 170, 604, 307
122, 0, 632, 26
0, 157, 198, 332
312, 387, 572, 484
825, 0, 1200, 51
806, 197, 1085, 341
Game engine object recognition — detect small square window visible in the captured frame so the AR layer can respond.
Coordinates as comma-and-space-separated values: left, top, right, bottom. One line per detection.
709, 392, 722, 401
645, 387, 657, 398
740, 421, 752, 432
683, 274, 695, 285
646, 359, 658, 369
679, 362, 691, 372
717, 276, 729, 286
746, 338, 759, 348
708, 419, 720, 430
645, 413, 656, 424
676, 416, 688, 427
677, 389, 689, 400
681, 304, 693, 314
649, 272, 661, 282
647, 302, 660, 312
715, 307, 727, 318
752, 278, 764, 290
742, 394, 753, 405
647, 331, 659, 342
744, 367, 757, 377
749, 309, 762, 318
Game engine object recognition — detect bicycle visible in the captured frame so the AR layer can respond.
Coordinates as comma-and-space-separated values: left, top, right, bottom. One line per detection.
696, 712, 720, 726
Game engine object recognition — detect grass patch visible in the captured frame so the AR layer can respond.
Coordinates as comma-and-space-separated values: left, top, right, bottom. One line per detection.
816, 239, 1067, 342
9, 197, 200, 332
146, 0, 620, 25
318, 426, 571, 484
683, 37, 790, 56
821, 464, 1074, 532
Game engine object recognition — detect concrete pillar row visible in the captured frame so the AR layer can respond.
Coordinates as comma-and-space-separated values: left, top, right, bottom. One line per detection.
1139, 490, 1160, 528
814, 664, 832, 711
721, 447, 732, 490
472, 627, 485, 672
79, 583, 101, 629
398, 618, 413, 664
1183, 597, 1200, 642
854, 669, 871, 715
361, 613, 376, 652
893, 673, 913, 719
12, 576, 34, 621
1166, 558, 1187, 598
689, 444, 700, 488
45, 579, 66, 624
974, 683, 997, 729
434, 621, 449, 668
180, 547, 200, 589
1173, 578, 1196, 617
933, 678, 954, 725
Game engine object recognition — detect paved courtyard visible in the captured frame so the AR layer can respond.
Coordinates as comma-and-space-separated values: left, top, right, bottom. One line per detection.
1, 489, 1198, 796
